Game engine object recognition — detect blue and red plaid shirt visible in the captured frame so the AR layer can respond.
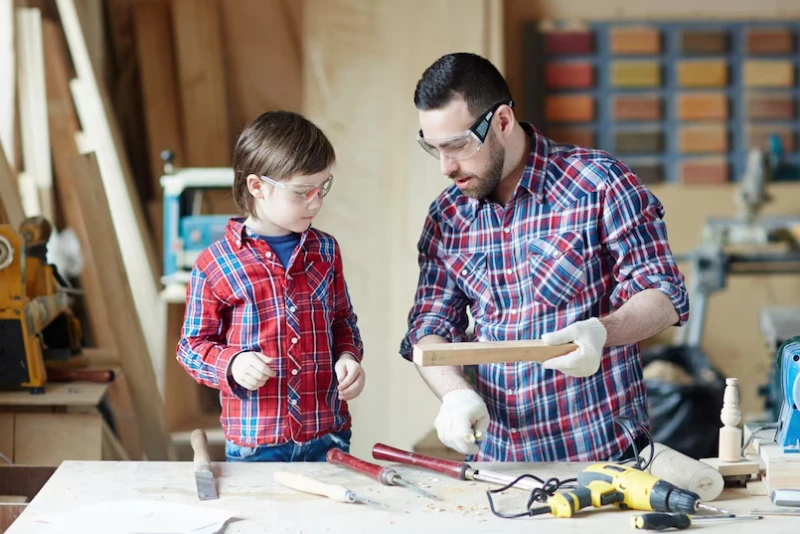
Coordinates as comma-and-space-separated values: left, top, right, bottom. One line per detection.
177, 218, 363, 447
400, 123, 689, 462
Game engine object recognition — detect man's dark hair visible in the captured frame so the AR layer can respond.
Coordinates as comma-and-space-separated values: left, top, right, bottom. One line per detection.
414, 53, 512, 117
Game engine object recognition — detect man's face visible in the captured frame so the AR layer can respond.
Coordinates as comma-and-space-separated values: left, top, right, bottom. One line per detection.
418, 98, 505, 200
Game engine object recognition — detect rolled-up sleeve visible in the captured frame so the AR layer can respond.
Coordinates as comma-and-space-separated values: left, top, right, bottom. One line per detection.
399, 205, 470, 360
601, 161, 690, 326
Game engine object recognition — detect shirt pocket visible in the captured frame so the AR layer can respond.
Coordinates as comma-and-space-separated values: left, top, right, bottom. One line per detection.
445, 253, 495, 315
304, 260, 334, 307
527, 231, 587, 308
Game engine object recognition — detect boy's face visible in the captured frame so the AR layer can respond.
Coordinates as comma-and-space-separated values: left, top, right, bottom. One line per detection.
246, 165, 334, 234
418, 97, 507, 200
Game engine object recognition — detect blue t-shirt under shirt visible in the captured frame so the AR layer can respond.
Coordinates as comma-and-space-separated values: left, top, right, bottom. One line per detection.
249, 229, 301, 269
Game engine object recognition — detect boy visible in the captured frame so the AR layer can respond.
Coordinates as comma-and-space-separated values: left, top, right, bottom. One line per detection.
177, 111, 365, 462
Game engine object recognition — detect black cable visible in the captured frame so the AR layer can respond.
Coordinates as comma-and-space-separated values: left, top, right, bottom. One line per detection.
486, 473, 577, 519
614, 416, 655, 471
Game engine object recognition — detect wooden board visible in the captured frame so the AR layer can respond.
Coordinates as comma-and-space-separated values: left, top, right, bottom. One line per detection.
13, 413, 102, 466
133, 0, 184, 190
70, 152, 174, 461
102, 370, 143, 461
55, 0, 165, 388
413, 341, 577, 367
5, 461, 791, 533
0, 382, 108, 407
0, 0, 13, 171
171, 0, 230, 166
0, 414, 13, 463
41, 18, 115, 351
0, 139, 23, 227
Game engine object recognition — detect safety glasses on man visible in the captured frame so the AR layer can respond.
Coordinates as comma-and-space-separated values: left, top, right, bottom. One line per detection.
416, 100, 513, 161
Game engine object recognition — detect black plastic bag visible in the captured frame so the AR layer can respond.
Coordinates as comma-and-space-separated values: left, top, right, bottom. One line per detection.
641, 344, 726, 459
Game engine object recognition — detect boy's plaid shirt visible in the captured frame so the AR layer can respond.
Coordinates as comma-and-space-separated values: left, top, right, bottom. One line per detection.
178, 218, 363, 446
401, 123, 689, 462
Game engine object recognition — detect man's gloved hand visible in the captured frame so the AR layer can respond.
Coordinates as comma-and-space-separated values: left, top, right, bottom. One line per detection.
541, 317, 607, 377
334, 353, 366, 401
435, 389, 490, 455
230, 351, 276, 390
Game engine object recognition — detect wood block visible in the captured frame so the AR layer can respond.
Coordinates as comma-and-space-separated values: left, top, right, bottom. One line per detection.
759, 441, 800, 492
677, 61, 727, 87
631, 163, 664, 184
747, 479, 768, 496
412, 340, 578, 367
747, 94, 795, 119
680, 124, 728, 153
679, 158, 729, 184
543, 30, 593, 55
610, 27, 660, 54
748, 124, 795, 151
677, 94, 728, 120
545, 95, 594, 122
613, 95, 661, 121
545, 62, 594, 89
747, 29, 794, 54
611, 61, 660, 88
615, 130, 663, 153
547, 127, 594, 147
681, 31, 728, 53
699, 457, 761, 477
744, 60, 794, 87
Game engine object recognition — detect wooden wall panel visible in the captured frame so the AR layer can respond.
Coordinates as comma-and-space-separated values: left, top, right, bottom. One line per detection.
303, 0, 504, 458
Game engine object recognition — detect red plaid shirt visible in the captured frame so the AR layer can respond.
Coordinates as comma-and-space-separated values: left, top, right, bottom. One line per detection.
177, 218, 363, 446
400, 123, 689, 462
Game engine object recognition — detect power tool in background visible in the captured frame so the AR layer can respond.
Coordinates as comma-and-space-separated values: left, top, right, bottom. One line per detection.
0, 217, 84, 392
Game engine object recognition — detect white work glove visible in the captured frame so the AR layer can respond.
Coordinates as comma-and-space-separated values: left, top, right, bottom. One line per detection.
230, 351, 276, 390
334, 354, 365, 401
435, 389, 490, 455
541, 317, 607, 377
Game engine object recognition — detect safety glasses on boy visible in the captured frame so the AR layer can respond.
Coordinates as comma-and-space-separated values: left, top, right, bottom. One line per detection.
416, 100, 513, 161
259, 174, 334, 203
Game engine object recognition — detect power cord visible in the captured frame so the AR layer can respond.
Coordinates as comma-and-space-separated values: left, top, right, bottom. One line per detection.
740, 423, 778, 458
486, 416, 654, 519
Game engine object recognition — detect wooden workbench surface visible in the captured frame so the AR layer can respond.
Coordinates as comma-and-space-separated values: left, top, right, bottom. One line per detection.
7, 460, 796, 533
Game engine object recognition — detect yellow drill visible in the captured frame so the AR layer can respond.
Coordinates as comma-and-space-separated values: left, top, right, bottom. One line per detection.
533, 463, 729, 518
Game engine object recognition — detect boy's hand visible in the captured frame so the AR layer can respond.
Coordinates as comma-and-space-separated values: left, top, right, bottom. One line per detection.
334, 354, 365, 401
230, 351, 276, 390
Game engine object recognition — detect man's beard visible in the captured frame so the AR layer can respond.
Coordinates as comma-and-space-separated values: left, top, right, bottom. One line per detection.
451, 139, 505, 200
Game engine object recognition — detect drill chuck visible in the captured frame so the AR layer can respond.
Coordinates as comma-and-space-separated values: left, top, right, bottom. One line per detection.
651, 481, 702, 514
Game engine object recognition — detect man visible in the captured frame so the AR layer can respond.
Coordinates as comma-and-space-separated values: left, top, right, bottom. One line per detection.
399, 53, 689, 462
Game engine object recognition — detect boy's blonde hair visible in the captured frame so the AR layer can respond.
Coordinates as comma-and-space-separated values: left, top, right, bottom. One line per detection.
232, 111, 335, 217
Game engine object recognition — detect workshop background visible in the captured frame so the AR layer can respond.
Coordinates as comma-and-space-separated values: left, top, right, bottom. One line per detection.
1, 0, 799, 473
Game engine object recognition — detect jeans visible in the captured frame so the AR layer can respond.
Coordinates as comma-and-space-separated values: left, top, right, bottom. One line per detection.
225, 429, 352, 462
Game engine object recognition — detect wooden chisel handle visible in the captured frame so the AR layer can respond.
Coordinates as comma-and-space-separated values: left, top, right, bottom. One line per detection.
274, 471, 352, 503
327, 448, 394, 485
372, 443, 470, 480
191, 429, 212, 471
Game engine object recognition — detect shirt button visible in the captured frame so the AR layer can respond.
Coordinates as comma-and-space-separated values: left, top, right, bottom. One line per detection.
461, 269, 468, 276
266, 251, 272, 258
291, 369, 298, 376
507, 389, 514, 395
511, 428, 518, 434
504, 227, 510, 234
506, 269, 513, 275
510, 309, 517, 315
291, 337, 298, 344
291, 399, 298, 406
289, 306, 297, 313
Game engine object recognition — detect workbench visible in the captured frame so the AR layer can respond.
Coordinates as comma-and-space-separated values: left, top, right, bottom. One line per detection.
6, 460, 797, 533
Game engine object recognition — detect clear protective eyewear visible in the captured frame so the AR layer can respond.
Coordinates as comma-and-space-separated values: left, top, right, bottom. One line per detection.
417, 100, 513, 161
259, 174, 334, 203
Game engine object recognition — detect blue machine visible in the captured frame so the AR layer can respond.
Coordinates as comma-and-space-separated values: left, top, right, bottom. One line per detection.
776, 336, 800, 454
160, 152, 236, 288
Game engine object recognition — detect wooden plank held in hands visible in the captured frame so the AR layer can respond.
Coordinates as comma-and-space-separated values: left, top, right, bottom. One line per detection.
412, 340, 578, 367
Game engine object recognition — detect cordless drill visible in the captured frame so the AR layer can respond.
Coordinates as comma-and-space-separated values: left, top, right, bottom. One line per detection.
532, 463, 728, 518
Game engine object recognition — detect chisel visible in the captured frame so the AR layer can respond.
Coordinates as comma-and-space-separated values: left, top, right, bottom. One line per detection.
372, 443, 543, 492
326, 448, 441, 501
274, 471, 388, 508
191, 429, 218, 500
